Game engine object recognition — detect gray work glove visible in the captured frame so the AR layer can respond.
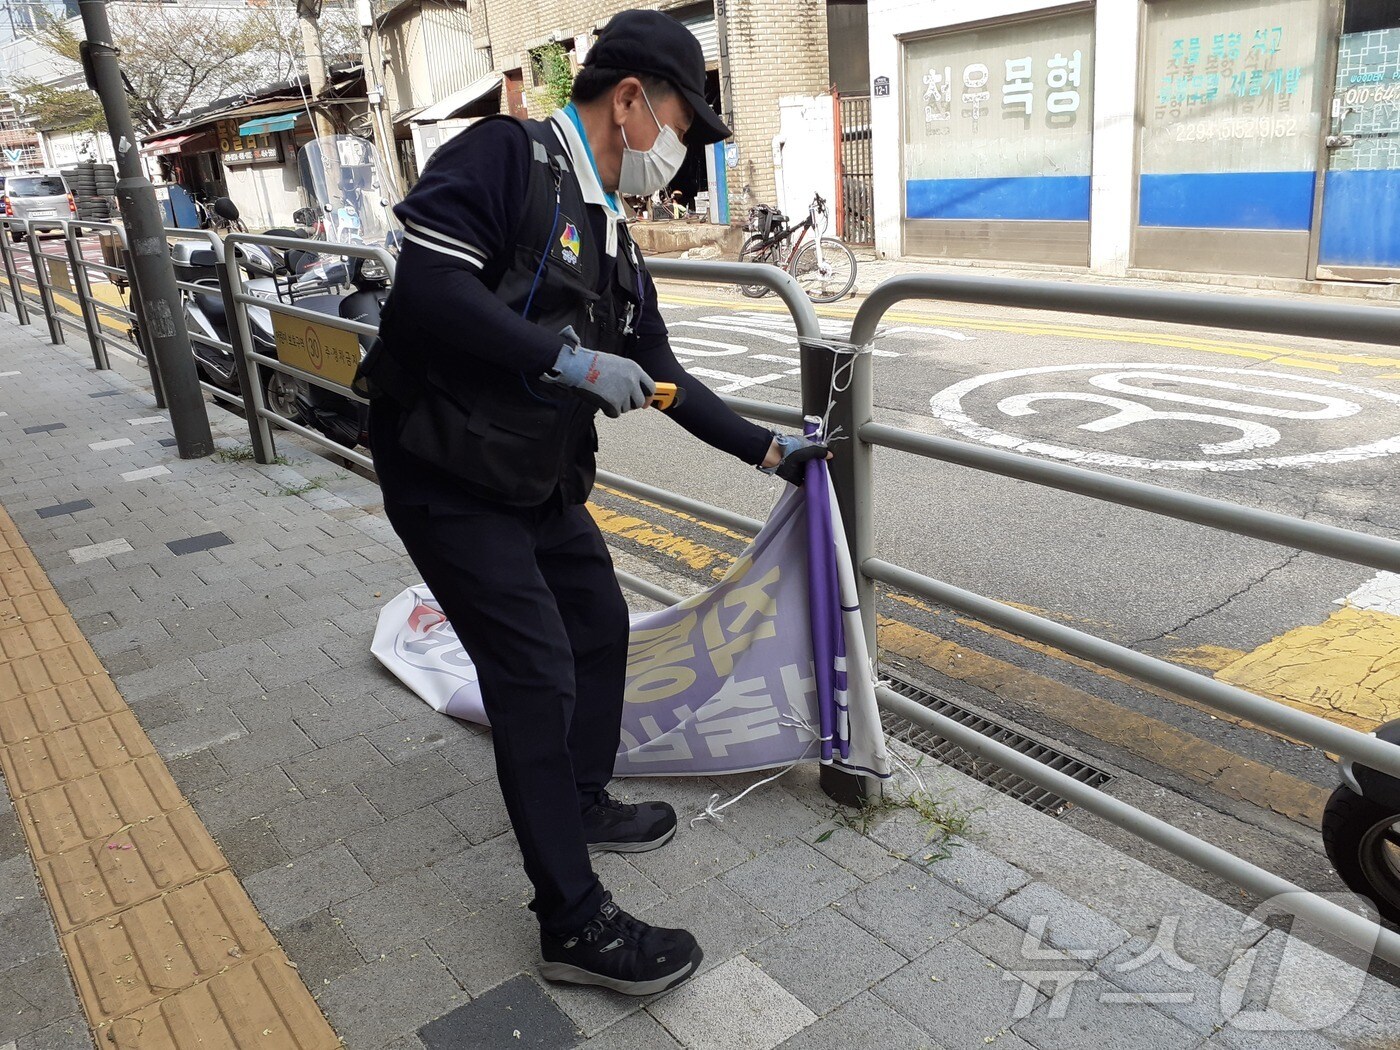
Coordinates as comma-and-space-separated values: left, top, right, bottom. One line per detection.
758, 432, 829, 486
541, 326, 655, 418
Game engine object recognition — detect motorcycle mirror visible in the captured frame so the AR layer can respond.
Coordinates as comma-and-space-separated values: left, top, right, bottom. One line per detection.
214, 197, 240, 221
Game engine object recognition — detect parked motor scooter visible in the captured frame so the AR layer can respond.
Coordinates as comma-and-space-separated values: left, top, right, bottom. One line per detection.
171, 197, 369, 447
1323, 719, 1400, 924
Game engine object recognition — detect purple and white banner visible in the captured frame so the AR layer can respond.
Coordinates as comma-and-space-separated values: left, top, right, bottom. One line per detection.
371, 471, 891, 780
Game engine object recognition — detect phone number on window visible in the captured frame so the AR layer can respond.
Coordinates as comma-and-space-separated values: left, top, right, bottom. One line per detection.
1173, 117, 1300, 141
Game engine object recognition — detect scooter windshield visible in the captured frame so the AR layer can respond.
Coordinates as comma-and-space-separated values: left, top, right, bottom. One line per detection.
297, 136, 403, 252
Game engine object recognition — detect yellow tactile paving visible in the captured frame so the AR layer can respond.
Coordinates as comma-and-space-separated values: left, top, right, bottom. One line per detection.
38, 807, 227, 931
104, 952, 341, 1050
14, 753, 185, 858
0, 564, 54, 602
65, 871, 281, 1020
0, 586, 72, 627
0, 675, 128, 743
0, 503, 342, 1050
0, 708, 157, 795
0, 641, 107, 702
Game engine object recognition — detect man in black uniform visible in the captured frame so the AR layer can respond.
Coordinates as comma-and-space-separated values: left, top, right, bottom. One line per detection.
358, 9, 826, 995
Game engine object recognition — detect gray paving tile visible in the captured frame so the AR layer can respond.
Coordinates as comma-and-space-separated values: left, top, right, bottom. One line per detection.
215, 817, 290, 880
244, 842, 373, 929
0, 952, 80, 1044
213, 719, 318, 777
296, 692, 396, 747
994, 882, 1131, 964
331, 867, 467, 959
802, 822, 902, 883
145, 701, 246, 759
346, 807, 469, 882
1012, 978, 1201, 1050
426, 898, 539, 997
0, 898, 58, 969
832, 866, 982, 960
639, 879, 778, 979
775, 991, 948, 1050
647, 955, 815, 1050
163, 749, 228, 796
265, 786, 384, 855
747, 905, 906, 1014
274, 909, 367, 988
282, 735, 393, 794
191, 767, 302, 832
435, 780, 512, 845
720, 840, 863, 928
316, 940, 467, 1050
0, 855, 38, 918
356, 750, 467, 819
628, 819, 752, 896
13, 1013, 95, 1050
920, 839, 1033, 909
580, 1009, 681, 1050
872, 938, 1045, 1050
419, 974, 576, 1050
426, 832, 532, 914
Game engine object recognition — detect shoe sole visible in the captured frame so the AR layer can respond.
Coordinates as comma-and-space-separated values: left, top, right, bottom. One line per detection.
586, 823, 676, 855
539, 944, 703, 996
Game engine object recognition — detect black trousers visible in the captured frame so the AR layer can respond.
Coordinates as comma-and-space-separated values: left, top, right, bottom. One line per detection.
382, 493, 629, 936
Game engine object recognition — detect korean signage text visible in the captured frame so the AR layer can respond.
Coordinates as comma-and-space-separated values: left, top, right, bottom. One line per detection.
218, 120, 282, 166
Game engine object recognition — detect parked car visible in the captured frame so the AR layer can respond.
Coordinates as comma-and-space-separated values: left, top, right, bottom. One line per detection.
3, 174, 76, 239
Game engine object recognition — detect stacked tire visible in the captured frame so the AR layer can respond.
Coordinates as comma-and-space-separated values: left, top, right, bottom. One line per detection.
61, 162, 114, 221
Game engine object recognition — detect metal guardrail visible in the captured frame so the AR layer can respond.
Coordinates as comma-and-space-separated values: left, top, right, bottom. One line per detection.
7, 222, 1400, 966
222, 231, 394, 473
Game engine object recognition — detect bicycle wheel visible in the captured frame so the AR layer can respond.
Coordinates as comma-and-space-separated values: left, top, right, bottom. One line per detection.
738, 235, 779, 298
790, 237, 857, 303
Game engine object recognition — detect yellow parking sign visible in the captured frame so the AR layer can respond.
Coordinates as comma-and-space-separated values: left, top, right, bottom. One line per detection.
270, 310, 360, 388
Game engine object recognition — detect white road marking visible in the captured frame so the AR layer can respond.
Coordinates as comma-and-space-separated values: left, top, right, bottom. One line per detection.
672, 320, 797, 343
1338, 572, 1400, 616
90, 438, 134, 451
0, 370, 19, 377
930, 362, 1400, 471
689, 367, 791, 392
881, 326, 974, 341
753, 354, 802, 365
669, 336, 748, 356
127, 416, 164, 426
121, 465, 171, 482
69, 538, 132, 563
1087, 371, 1361, 419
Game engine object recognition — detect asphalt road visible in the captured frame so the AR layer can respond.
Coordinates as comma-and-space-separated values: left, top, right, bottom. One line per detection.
592, 279, 1400, 919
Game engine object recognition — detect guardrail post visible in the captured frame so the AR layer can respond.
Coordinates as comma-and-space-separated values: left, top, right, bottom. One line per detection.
25, 226, 65, 345
122, 248, 166, 410
65, 224, 108, 369
0, 223, 30, 325
801, 334, 877, 809
214, 256, 276, 463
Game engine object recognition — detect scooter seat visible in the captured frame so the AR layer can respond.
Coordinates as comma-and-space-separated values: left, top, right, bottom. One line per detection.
192, 289, 230, 331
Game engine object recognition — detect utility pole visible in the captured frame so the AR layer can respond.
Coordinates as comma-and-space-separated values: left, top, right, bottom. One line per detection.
76, 0, 212, 458
356, 0, 402, 192
297, 0, 336, 138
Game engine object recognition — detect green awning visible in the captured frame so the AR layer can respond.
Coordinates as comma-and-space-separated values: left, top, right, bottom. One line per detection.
238, 112, 303, 136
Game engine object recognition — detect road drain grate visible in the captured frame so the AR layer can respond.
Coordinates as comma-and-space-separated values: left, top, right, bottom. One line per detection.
881, 671, 1114, 817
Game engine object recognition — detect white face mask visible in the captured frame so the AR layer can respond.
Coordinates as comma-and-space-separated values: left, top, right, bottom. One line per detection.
618, 90, 687, 196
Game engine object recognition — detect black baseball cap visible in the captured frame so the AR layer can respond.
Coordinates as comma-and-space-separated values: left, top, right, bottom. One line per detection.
585, 10, 731, 145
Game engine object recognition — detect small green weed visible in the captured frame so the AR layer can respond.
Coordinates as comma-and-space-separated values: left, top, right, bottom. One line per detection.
829, 785, 977, 865
276, 477, 323, 497
214, 443, 288, 466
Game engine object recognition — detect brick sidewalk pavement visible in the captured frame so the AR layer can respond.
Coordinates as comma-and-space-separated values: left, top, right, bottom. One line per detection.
0, 313, 1393, 1050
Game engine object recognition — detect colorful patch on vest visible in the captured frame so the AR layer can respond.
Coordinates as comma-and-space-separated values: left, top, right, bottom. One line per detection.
559, 222, 581, 267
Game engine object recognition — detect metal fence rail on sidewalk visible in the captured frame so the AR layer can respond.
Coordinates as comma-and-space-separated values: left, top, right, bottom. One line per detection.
10, 220, 1400, 967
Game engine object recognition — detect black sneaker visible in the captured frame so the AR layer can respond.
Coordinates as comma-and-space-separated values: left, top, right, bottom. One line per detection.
539, 894, 702, 995
581, 791, 676, 855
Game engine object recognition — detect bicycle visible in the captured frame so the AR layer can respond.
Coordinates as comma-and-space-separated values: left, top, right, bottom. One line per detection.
738, 193, 857, 303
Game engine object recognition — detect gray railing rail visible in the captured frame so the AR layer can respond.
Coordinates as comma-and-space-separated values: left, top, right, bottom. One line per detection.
850, 272, 1400, 348
9, 224, 1398, 966
0, 219, 30, 323
222, 231, 395, 474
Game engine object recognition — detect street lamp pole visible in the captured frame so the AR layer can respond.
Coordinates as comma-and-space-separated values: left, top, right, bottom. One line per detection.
76, 0, 213, 458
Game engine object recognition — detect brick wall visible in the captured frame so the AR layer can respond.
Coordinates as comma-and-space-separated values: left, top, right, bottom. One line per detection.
484, 0, 833, 215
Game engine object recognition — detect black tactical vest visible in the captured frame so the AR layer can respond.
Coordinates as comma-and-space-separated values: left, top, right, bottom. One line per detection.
356, 116, 647, 507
